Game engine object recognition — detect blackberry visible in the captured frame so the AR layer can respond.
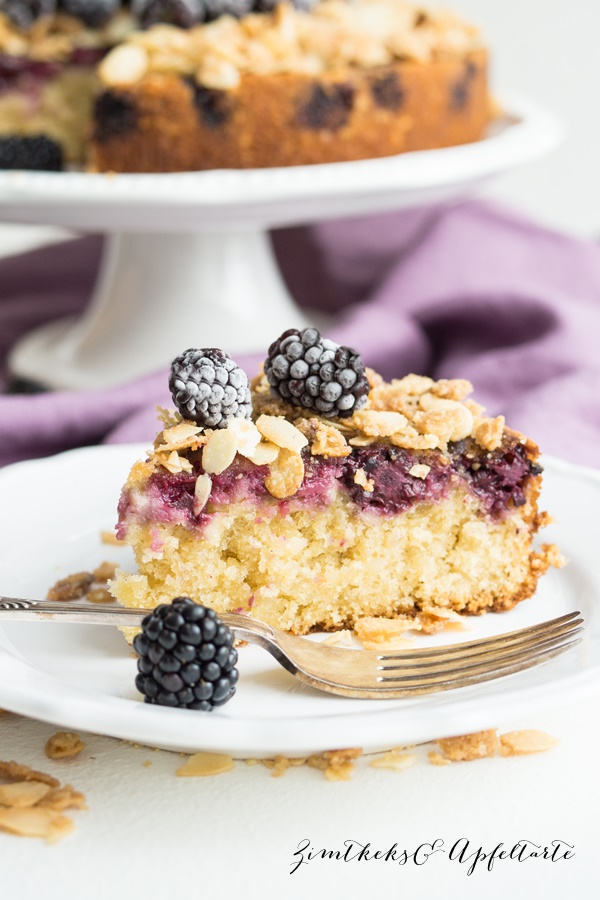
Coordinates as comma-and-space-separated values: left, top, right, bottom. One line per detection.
3, 0, 56, 30
58, 0, 121, 28
132, 0, 205, 28
204, 0, 252, 20
0, 136, 63, 171
265, 327, 370, 418
169, 347, 251, 428
134, 598, 239, 710
254, 0, 315, 11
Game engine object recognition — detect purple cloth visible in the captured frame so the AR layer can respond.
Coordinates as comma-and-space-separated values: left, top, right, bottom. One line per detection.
1, 201, 600, 468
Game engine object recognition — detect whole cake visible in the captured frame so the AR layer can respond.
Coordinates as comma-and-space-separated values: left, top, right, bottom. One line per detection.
0, 0, 490, 171
112, 332, 562, 635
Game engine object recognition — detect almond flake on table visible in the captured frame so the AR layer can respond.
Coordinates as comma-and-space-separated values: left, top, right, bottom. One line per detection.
176, 752, 235, 777
499, 730, 559, 756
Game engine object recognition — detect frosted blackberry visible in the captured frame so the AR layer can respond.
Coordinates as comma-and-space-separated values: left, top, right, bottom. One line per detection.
204, 0, 252, 20
4, 0, 56, 30
169, 347, 251, 428
134, 598, 239, 710
59, 0, 120, 27
132, 0, 205, 29
265, 327, 370, 418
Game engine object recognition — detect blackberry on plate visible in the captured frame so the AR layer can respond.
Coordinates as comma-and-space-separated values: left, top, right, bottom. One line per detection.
265, 327, 370, 418
169, 347, 251, 428
0, 135, 63, 171
3, 0, 56, 30
134, 598, 239, 710
59, 0, 121, 28
132, 0, 205, 29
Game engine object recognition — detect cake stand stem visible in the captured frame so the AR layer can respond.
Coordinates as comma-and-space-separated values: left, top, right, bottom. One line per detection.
8, 229, 310, 391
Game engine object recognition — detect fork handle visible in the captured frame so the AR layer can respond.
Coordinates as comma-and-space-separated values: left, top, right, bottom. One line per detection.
0, 597, 275, 646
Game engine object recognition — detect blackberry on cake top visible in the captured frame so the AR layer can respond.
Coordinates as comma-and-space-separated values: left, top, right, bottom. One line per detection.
3, 0, 56, 29
265, 327, 370, 418
169, 347, 251, 428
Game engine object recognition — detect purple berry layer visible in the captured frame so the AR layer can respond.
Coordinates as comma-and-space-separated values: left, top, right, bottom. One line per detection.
117, 438, 541, 538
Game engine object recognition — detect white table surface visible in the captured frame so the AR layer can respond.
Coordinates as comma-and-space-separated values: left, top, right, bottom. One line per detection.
2, 13, 600, 877
1, 702, 598, 898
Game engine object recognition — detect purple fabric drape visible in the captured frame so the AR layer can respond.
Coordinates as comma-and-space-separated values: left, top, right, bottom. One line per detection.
1, 201, 600, 468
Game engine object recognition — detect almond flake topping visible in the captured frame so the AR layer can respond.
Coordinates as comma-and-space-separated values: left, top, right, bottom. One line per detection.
256, 415, 308, 453
160, 450, 194, 475
201, 427, 238, 475
193, 473, 212, 516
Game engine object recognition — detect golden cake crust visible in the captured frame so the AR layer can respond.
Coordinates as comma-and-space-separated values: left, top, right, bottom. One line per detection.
90, 50, 488, 172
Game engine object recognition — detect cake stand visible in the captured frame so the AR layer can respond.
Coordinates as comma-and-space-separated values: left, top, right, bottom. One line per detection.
0, 93, 563, 391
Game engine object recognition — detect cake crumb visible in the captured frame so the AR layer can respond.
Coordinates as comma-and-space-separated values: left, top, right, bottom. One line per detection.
474, 415, 505, 452
264, 448, 305, 499
437, 729, 500, 761
100, 530, 125, 546
369, 751, 417, 772
47, 572, 94, 602
353, 468, 374, 492
408, 464, 430, 479
176, 752, 234, 777
92, 561, 117, 582
428, 751, 452, 766
311, 422, 351, 458
45, 732, 86, 760
87, 587, 114, 604
499, 730, 559, 756
142, 761, 152, 768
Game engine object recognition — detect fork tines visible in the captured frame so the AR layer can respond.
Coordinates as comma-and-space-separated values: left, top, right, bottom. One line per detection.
374, 610, 583, 690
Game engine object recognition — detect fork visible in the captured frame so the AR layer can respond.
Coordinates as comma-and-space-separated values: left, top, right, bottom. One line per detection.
0, 598, 583, 699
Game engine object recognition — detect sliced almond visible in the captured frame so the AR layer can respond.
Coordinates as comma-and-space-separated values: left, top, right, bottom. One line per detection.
369, 752, 417, 772
176, 752, 234, 777
202, 427, 238, 475
246, 441, 280, 466
264, 449, 304, 499
0, 781, 51, 808
0, 807, 74, 843
227, 418, 262, 458
193, 473, 212, 515
160, 450, 194, 475
499, 730, 559, 756
99, 44, 149, 87
255, 415, 308, 453
161, 422, 204, 448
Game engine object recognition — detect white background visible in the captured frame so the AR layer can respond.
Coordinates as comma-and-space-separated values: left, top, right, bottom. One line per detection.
1, 2, 599, 897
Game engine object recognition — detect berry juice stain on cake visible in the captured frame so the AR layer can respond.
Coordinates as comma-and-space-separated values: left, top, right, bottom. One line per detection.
296, 83, 355, 131
113, 328, 563, 636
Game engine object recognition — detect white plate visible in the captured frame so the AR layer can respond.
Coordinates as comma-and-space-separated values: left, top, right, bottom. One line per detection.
0, 94, 562, 231
0, 443, 597, 756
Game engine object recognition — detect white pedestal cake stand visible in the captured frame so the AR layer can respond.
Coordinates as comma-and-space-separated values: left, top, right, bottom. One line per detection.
0, 94, 562, 391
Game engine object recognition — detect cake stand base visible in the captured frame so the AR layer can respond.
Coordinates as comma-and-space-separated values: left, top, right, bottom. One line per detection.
8, 229, 310, 391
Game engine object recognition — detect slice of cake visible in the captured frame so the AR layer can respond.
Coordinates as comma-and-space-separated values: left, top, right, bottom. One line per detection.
0, 1, 490, 171
111, 331, 563, 635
